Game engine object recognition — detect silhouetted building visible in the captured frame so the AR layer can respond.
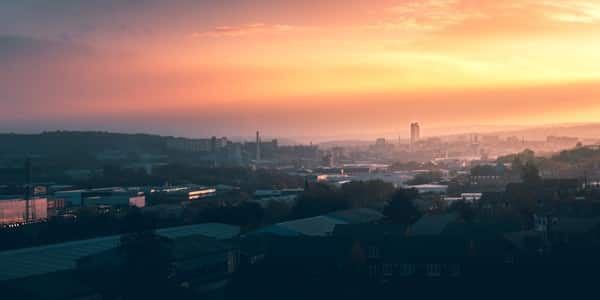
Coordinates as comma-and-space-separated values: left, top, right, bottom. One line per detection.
410, 122, 421, 145
256, 131, 261, 161
0, 223, 240, 282
244, 136, 278, 163
166, 136, 227, 153
150, 185, 217, 204
55, 187, 145, 208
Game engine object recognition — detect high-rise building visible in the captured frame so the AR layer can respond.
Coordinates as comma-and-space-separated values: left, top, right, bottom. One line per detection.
256, 131, 261, 161
410, 122, 421, 144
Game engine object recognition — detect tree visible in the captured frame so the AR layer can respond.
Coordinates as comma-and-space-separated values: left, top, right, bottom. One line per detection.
446, 177, 469, 197
263, 200, 293, 223
117, 230, 176, 299
292, 183, 347, 218
521, 161, 542, 186
340, 180, 395, 209
383, 189, 421, 225
511, 157, 524, 174
195, 202, 265, 230
470, 165, 497, 176
406, 172, 443, 186
450, 200, 477, 223
121, 207, 153, 233
498, 149, 535, 165
390, 161, 423, 171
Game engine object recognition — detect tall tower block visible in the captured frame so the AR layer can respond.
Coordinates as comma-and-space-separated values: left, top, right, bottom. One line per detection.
256, 131, 261, 161
410, 122, 421, 145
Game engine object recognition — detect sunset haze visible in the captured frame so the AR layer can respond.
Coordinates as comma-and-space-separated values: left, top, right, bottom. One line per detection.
2, 0, 600, 139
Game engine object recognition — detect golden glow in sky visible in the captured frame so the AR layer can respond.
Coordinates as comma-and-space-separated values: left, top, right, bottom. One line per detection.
1, 0, 600, 138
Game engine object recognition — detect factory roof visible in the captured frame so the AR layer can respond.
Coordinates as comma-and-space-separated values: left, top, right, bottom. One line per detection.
0, 223, 240, 281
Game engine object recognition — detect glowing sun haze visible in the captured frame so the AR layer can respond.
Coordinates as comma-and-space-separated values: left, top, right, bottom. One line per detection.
1, 0, 600, 139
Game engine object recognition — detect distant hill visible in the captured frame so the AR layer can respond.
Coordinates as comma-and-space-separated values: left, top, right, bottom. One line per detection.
0, 131, 306, 158
0, 131, 174, 157
317, 123, 600, 147
2, 123, 599, 156
478, 123, 600, 141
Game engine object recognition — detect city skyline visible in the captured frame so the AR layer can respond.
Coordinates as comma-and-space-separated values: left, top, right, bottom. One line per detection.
2, 0, 600, 137
1, 121, 599, 145
5, 2, 600, 298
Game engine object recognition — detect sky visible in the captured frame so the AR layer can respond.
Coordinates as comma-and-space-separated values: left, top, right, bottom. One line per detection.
2, 0, 600, 140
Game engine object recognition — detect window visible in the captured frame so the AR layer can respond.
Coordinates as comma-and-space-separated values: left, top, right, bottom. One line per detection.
227, 252, 237, 273
426, 264, 441, 277
382, 264, 393, 276
368, 264, 378, 278
250, 254, 265, 265
367, 246, 380, 259
449, 264, 461, 277
400, 264, 416, 276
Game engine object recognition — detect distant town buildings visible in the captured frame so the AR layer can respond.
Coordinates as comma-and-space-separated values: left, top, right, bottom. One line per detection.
547, 136, 579, 146
0, 196, 48, 227
150, 185, 217, 203
244, 132, 279, 164
55, 187, 145, 208
408, 184, 448, 194
250, 188, 304, 207
166, 136, 228, 153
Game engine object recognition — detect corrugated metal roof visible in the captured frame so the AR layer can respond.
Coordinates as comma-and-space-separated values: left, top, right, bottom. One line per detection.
156, 223, 240, 240
276, 216, 348, 237
0, 236, 120, 281
409, 213, 460, 236
0, 223, 240, 281
326, 208, 384, 224
250, 225, 303, 237
248, 208, 384, 238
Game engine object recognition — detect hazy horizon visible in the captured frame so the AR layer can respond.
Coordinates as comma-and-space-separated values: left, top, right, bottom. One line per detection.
2, 122, 599, 145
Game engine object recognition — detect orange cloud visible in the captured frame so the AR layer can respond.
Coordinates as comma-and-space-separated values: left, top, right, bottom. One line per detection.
385, 0, 482, 32
365, 0, 600, 37
540, 0, 600, 23
193, 23, 301, 38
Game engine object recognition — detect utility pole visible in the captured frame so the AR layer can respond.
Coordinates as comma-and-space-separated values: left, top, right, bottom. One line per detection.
24, 157, 32, 223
